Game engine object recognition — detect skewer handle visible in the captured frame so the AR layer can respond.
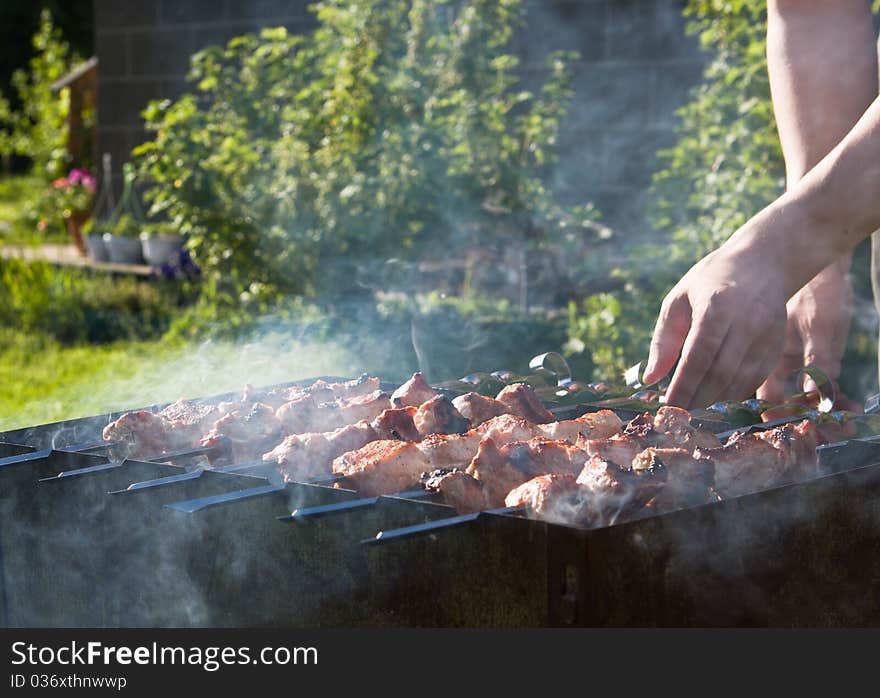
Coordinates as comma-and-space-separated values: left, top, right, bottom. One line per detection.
362, 506, 525, 545
281, 488, 432, 521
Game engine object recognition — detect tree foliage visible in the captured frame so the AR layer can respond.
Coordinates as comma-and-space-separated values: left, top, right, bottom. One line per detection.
0, 9, 75, 178
135, 0, 595, 317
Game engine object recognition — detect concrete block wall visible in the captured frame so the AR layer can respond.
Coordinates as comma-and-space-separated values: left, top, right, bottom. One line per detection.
94, 0, 705, 230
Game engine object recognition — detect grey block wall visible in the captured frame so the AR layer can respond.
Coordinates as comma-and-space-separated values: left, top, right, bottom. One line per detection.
93, 0, 705, 231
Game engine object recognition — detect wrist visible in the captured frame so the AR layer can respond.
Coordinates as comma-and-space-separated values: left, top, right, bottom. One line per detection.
724, 195, 839, 299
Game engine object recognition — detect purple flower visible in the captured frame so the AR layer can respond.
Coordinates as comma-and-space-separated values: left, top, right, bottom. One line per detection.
68, 168, 97, 193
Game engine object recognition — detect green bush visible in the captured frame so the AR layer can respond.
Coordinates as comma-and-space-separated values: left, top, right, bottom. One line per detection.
135, 0, 599, 321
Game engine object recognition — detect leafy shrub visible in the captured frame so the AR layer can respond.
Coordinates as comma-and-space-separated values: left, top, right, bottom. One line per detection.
0, 10, 77, 179
0, 259, 191, 344
135, 0, 598, 320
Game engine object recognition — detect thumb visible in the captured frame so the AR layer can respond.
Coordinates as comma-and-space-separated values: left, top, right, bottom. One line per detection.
643, 294, 691, 385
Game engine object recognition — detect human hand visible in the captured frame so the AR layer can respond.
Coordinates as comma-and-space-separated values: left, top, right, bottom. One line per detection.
642, 241, 789, 409
756, 257, 859, 410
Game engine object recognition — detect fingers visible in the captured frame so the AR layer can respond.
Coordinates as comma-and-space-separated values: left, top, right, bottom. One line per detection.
643, 293, 691, 385
664, 308, 732, 408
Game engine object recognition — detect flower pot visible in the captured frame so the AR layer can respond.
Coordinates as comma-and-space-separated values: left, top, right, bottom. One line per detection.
102, 233, 144, 264
85, 234, 109, 262
139, 232, 183, 267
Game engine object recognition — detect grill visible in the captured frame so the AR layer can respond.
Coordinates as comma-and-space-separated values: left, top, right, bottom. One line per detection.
3, 376, 880, 628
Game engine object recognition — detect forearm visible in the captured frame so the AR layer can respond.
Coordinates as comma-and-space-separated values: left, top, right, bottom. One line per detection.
727, 94, 880, 297
768, 0, 877, 184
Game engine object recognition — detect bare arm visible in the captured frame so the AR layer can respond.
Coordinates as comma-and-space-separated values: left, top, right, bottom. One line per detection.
756, 0, 877, 403
645, 84, 880, 408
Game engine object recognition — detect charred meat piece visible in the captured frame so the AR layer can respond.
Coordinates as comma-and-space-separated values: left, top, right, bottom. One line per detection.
158, 398, 221, 449
276, 390, 392, 434
413, 395, 470, 436
262, 375, 382, 409
652, 406, 721, 450
333, 440, 430, 496
391, 372, 438, 407
495, 384, 555, 424
102, 410, 170, 460
333, 411, 622, 498
701, 419, 825, 498
421, 468, 489, 514
537, 409, 623, 442
632, 447, 715, 511
201, 403, 283, 462
371, 406, 421, 441
467, 437, 591, 507
697, 431, 787, 498
451, 392, 510, 426
752, 420, 822, 481
575, 454, 666, 524
264, 420, 378, 482
504, 474, 588, 526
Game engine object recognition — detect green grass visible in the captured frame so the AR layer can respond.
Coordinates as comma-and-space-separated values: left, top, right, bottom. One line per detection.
0, 328, 360, 432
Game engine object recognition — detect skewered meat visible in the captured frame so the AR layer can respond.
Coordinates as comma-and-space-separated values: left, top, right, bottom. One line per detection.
275, 390, 392, 434
538, 410, 622, 442
504, 474, 588, 526
467, 437, 591, 507
698, 419, 824, 498
371, 406, 421, 441
451, 393, 510, 425
631, 447, 715, 510
421, 468, 490, 514
333, 440, 431, 496
267, 396, 471, 482
413, 395, 470, 436
505, 452, 666, 528
495, 384, 555, 424
260, 375, 382, 409
200, 403, 283, 462
579, 406, 719, 467
159, 398, 221, 446
264, 420, 378, 482
391, 372, 438, 407
333, 410, 623, 496
102, 411, 169, 460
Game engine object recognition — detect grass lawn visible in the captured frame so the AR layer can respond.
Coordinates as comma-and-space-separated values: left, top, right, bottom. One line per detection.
0, 328, 359, 432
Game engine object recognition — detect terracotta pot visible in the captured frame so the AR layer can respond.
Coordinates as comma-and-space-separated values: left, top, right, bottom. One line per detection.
65, 212, 89, 256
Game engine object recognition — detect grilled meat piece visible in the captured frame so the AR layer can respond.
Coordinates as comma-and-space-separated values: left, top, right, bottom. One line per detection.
159, 398, 221, 448
102, 410, 170, 460
467, 437, 591, 507
632, 447, 715, 511
413, 395, 470, 436
504, 474, 588, 526
371, 406, 421, 441
264, 420, 378, 482
276, 390, 392, 434
578, 406, 719, 467
505, 452, 667, 528
495, 383, 555, 424
575, 454, 666, 524
537, 410, 623, 442
334, 411, 626, 497
451, 393, 510, 426
652, 406, 720, 449
262, 375, 382, 410
421, 468, 489, 514
700, 419, 824, 498
200, 403, 283, 462
391, 372, 438, 407
333, 440, 431, 496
